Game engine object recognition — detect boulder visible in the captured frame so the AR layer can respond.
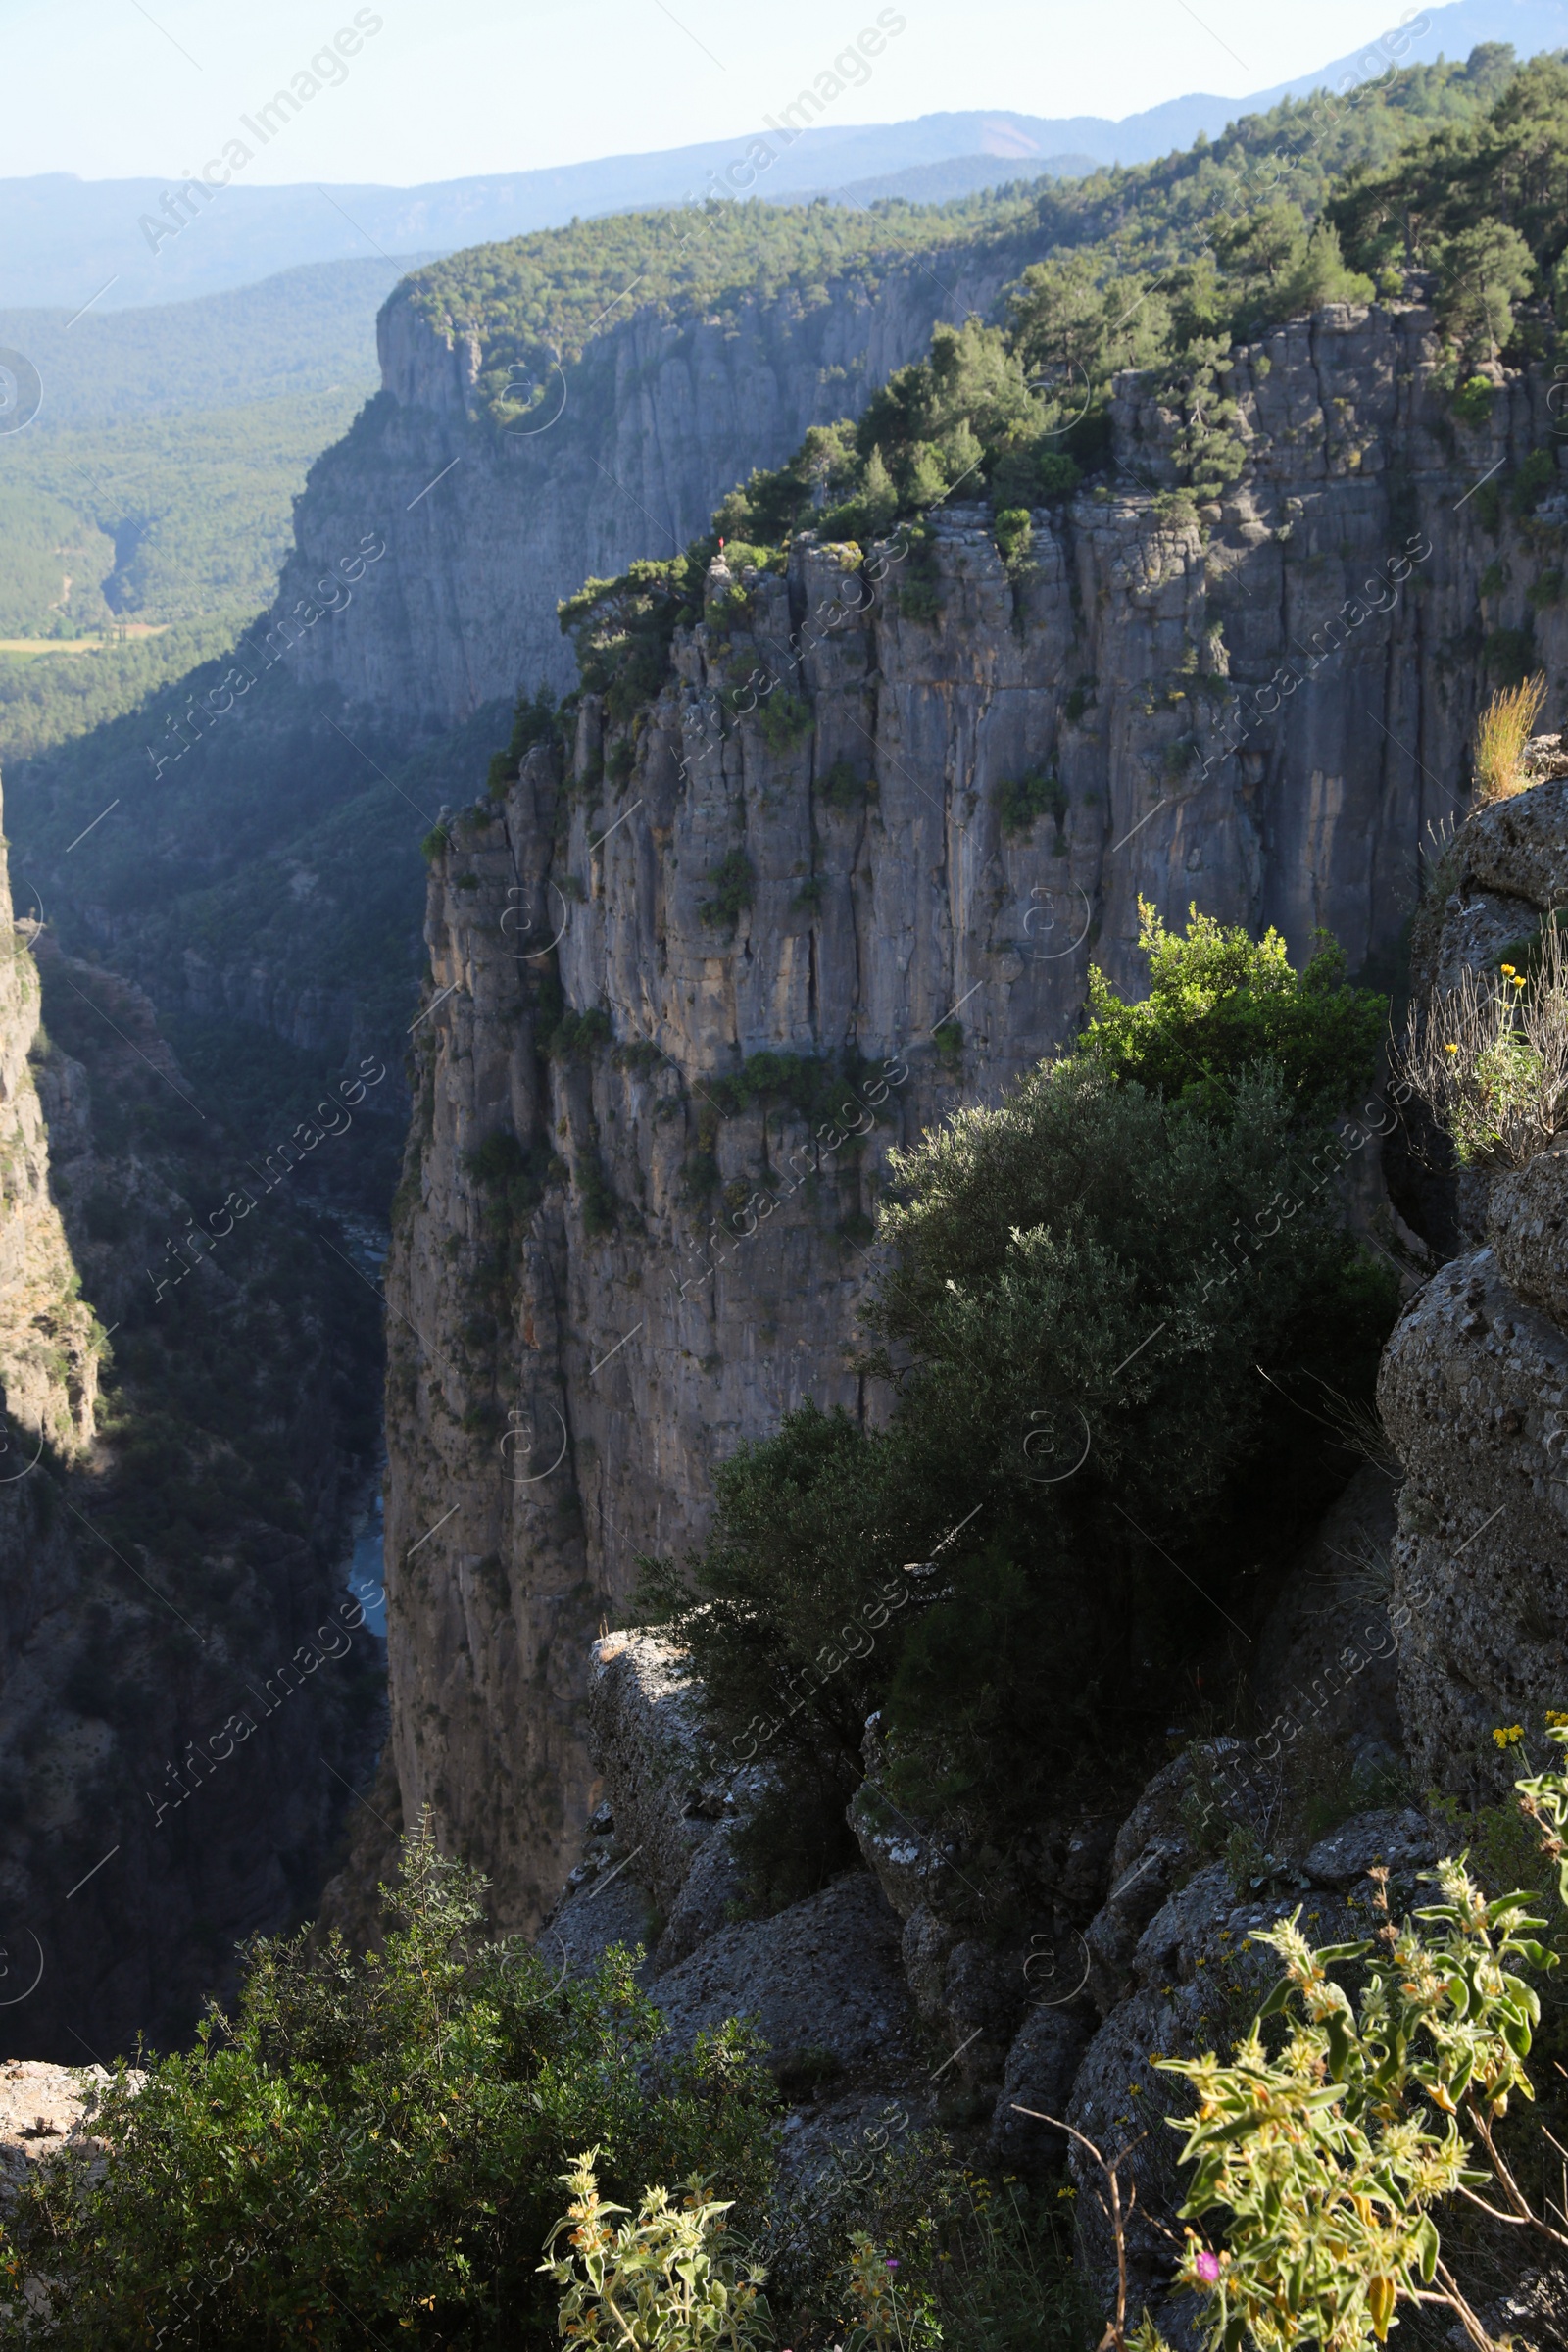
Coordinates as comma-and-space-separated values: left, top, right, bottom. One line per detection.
1378, 1249, 1568, 1793
586, 1631, 718, 1911
544, 1852, 657, 1984
1490, 1145, 1568, 1331
1460, 777, 1568, 912
650, 1871, 918, 2080
1082, 1745, 1263, 2017
1249, 1464, 1402, 1764
989, 2002, 1095, 2168
1067, 1814, 1436, 2328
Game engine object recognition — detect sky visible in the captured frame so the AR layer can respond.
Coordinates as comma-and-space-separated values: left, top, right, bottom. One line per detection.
3, 0, 1446, 184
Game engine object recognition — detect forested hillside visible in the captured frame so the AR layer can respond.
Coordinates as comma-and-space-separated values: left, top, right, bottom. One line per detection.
0, 258, 416, 760
7, 30, 1568, 2351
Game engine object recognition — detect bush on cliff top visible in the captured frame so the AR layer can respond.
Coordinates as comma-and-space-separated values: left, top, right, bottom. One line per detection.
640, 908, 1397, 1863
3, 1824, 778, 2350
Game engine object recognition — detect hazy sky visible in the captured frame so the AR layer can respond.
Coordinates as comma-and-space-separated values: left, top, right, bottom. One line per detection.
2, 0, 1445, 183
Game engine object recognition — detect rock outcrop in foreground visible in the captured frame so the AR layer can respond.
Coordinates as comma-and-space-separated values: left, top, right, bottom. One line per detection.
1380, 779, 1568, 1795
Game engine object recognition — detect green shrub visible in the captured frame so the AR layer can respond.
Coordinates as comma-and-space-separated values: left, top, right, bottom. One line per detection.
1450, 371, 1496, 425
3, 1826, 779, 2349
641, 912, 1396, 1847
540, 2153, 773, 2349
896, 570, 943, 624
1392, 921, 1568, 1168
575, 1146, 618, 1237
993, 507, 1033, 571
699, 851, 756, 930
763, 2132, 1092, 2351
1079, 898, 1388, 1131
420, 821, 451, 861
1158, 1724, 1568, 2352
1511, 445, 1559, 514
756, 692, 813, 754
560, 552, 710, 725
1484, 623, 1537, 685
548, 1006, 612, 1060
705, 1047, 847, 1122
487, 684, 561, 797
820, 756, 869, 812
931, 1016, 963, 1068
1036, 451, 1083, 499
996, 767, 1067, 837
1435, 220, 1535, 367
463, 1128, 530, 1186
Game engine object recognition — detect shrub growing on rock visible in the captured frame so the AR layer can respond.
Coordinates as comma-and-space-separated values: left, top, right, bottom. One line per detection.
2, 1824, 778, 2349
1394, 914, 1568, 1167
642, 910, 1397, 1857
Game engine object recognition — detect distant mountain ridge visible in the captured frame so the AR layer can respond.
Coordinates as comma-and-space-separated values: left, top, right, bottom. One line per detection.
780, 153, 1101, 208
4, 0, 1564, 312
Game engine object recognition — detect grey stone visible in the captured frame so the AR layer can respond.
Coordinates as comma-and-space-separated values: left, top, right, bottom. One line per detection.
650, 1871, 917, 2074
653, 1821, 746, 1973
989, 2004, 1094, 2167
1068, 1840, 1384, 2327
1490, 1146, 1568, 1331
1378, 1249, 1568, 1795
900, 1905, 955, 2024
544, 1860, 657, 1986
586, 1631, 716, 1913
1250, 1464, 1402, 1758
1301, 1806, 1437, 1887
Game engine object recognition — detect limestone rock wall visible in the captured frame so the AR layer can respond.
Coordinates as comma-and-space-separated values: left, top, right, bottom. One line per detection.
0, 828, 97, 1465
281, 247, 1018, 726
383, 299, 1568, 1930
0, 834, 383, 2058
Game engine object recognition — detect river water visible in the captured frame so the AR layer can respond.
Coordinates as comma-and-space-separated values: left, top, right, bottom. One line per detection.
322, 1208, 390, 1640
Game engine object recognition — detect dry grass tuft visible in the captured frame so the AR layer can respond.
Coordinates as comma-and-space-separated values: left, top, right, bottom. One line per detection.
1473, 670, 1547, 803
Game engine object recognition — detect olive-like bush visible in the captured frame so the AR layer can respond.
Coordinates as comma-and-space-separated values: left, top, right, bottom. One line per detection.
1, 1824, 778, 2349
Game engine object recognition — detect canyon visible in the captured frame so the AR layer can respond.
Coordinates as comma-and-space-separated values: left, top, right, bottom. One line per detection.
382, 293, 1566, 1928
3, 185, 1565, 2056
0, 797, 386, 2057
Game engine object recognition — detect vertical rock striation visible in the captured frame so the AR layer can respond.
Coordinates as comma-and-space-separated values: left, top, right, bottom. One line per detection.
382, 297, 1567, 1927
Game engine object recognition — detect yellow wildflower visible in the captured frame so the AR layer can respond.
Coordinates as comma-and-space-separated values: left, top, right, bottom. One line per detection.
1493, 1724, 1526, 1749
1444, 1042, 1460, 1054
1546, 1710, 1568, 1729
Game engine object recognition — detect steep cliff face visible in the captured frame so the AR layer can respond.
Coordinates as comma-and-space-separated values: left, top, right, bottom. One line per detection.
0, 862, 97, 1470
382, 294, 1567, 1930
278, 247, 1017, 725
0, 792, 387, 2058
